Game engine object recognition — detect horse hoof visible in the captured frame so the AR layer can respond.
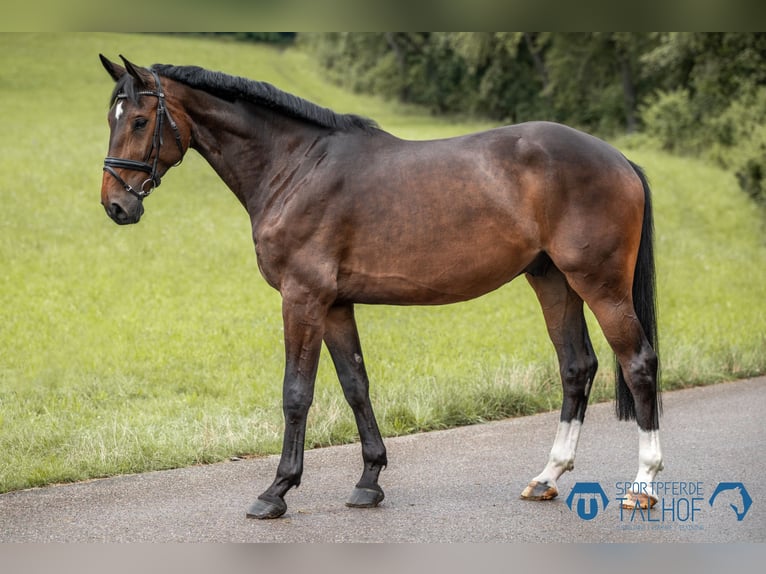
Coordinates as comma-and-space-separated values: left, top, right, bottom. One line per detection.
346, 486, 385, 508
621, 491, 658, 510
246, 495, 287, 519
520, 480, 558, 501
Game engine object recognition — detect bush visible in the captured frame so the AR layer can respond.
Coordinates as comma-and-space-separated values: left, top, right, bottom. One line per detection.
737, 158, 766, 206
641, 86, 766, 211
714, 89, 766, 209
641, 89, 699, 152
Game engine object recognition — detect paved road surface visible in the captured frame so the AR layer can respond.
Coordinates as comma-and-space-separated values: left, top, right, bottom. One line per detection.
1, 377, 763, 542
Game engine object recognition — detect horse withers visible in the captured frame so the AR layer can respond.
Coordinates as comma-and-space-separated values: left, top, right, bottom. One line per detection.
99, 55, 662, 519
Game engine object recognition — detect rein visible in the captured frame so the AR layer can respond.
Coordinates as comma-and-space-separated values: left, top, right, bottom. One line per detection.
103, 70, 185, 200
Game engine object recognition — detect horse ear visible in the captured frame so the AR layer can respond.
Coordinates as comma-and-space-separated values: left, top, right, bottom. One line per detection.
100, 54, 126, 82
119, 55, 153, 89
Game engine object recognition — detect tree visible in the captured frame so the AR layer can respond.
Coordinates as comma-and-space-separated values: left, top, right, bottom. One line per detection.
640, 33, 766, 209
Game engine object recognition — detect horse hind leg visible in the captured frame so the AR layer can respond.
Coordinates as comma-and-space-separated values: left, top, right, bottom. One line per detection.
565, 267, 663, 510
323, 303, 387, 508
521, 264, 598, 501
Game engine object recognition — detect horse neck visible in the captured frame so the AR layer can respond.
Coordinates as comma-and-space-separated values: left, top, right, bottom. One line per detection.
183, 90, 330, 216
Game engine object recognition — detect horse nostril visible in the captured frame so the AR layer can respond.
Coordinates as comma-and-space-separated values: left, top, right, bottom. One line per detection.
110, 202, 128, 221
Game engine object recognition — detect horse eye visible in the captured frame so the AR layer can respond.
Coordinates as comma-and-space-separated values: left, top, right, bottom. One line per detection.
133, 117, 148, 131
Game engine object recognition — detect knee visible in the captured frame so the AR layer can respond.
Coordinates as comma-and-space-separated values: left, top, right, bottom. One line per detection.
340, 377, 369, 410
282, 393, 313, 424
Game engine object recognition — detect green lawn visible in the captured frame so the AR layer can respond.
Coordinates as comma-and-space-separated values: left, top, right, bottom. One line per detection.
1, 33, 764, 493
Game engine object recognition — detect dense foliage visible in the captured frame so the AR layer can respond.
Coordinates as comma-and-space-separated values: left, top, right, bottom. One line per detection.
300, 33, 766, 209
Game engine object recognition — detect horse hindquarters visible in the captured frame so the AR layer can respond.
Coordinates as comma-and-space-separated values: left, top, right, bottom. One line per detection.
522, 159, 662, 508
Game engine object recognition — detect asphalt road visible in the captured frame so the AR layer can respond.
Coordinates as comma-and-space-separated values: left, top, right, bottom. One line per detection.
0, 377, 763, 542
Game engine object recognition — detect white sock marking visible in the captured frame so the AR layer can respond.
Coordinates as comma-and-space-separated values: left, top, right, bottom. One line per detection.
632, 429, 664, 496
533, 420, 582, 486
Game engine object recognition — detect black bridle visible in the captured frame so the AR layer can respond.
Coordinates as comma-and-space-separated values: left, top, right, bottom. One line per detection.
103, 70, 185, 200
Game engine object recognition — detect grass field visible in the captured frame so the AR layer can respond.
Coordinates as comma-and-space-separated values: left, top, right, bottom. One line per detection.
1, 33, 765, 493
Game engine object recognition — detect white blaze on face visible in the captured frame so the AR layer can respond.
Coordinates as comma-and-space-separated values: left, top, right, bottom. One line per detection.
115, 101, 124, 120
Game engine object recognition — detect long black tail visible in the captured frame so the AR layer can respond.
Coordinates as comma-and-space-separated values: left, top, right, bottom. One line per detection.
615, 161, 661, 421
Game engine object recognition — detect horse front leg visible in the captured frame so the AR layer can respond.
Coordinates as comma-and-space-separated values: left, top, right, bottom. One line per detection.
324, 303, 387, 508
246, 292, 328, 519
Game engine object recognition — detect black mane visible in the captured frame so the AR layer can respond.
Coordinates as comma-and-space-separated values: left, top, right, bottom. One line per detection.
150, 64, 379, 133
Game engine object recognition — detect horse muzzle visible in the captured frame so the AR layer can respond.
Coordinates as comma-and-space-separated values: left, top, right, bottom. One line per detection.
103, 196, 144, 225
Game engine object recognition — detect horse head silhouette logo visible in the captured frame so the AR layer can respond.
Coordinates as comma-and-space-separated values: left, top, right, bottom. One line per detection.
709, 482, 752, 521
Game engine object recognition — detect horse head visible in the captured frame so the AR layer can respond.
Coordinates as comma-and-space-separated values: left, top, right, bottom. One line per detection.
99, 55, 189, 225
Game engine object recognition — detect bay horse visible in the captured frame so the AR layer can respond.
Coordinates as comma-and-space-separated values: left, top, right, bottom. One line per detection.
99, 55, 663, 519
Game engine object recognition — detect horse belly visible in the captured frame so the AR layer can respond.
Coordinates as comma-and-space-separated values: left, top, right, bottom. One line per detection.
337, 222, 537, 305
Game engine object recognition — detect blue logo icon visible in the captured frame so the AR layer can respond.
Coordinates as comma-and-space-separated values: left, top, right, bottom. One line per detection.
566, 482, 609, 520
709, 482, 752, 521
